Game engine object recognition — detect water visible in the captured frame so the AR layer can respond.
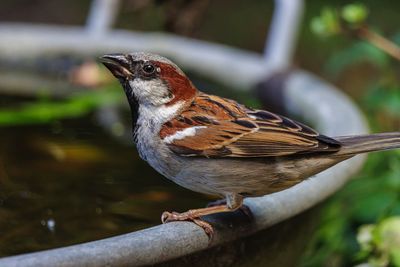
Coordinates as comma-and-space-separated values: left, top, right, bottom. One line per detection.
0, 117, 210, 256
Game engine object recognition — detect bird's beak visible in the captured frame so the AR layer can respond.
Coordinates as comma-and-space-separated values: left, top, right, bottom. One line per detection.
99, 54, 133, 79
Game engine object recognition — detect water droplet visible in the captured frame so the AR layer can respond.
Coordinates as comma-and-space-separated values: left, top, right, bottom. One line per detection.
47, 219, 56, 233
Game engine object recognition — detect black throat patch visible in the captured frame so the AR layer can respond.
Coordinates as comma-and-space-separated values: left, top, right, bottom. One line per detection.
121, 79, 139, 137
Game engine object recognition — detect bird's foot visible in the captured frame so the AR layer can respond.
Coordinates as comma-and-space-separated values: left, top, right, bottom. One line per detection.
161, 211, 214, 238
161, 198, 244, 240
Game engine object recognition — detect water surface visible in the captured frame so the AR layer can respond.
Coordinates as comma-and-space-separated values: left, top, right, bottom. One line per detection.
0, 117, 209, 256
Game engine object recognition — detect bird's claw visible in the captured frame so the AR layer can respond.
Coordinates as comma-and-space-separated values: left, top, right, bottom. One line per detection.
192, 218, 214, 237
161, 211, 182, 223
161, 211, 214, 240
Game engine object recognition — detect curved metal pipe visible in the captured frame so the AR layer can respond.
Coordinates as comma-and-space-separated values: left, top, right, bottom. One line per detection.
85, 0, 120, 36
0, 24, 272, 89
264, 0, 304, 70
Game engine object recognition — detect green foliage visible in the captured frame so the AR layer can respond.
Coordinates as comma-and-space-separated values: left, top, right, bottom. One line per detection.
311, 3, 369, 38
302, 151, 400, 267
303, 2, 400, 267
325, 41, 389, 76
357, 217, 400, 266
0, 86, 123, 126
365, 85, 400, 118
341, 3, 369, 26
310, 8, 341, 37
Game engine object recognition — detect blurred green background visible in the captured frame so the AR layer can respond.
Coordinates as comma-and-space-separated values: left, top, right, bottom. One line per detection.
0, 0, 399, 266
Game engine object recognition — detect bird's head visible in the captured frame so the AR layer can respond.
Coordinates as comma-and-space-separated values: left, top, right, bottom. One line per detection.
100, 52, 197, 109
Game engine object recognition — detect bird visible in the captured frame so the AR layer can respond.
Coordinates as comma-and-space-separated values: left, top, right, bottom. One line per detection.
100, 52, 400, 237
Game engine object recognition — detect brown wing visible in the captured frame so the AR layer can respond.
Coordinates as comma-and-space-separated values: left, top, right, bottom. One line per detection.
160, 93, 341, 157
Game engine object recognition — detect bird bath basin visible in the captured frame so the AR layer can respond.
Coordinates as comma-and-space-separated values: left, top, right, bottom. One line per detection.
0, 0, 368, 264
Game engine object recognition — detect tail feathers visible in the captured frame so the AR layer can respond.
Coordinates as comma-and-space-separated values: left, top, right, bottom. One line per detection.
335, 132, 400, 156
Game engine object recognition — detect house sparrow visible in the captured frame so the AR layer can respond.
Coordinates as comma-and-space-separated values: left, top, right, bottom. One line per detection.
100, 52, 400, 236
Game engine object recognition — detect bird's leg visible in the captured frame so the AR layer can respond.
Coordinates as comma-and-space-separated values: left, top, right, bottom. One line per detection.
161, 194, 243, 238
206, 198, 228, 207
207, 196, 253, 219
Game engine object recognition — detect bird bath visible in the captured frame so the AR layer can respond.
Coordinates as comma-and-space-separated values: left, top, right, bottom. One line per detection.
0, 29, 367, 267
0, 0, 369, 266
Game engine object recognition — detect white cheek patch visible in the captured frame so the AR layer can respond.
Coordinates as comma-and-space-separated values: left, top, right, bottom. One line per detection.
163, 126, 207, 144
129, 79, 170, 105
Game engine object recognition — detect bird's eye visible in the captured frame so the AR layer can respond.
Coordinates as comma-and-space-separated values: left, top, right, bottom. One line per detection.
142, 64, 155, 75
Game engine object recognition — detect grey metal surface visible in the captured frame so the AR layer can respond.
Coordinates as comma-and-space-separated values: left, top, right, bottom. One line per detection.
0, 24, 272, 90
85, 0, 120, 36
264, 0, 304, 70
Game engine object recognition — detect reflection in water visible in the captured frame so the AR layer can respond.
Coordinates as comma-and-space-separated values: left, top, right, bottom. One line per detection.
0, 119, 210, 256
